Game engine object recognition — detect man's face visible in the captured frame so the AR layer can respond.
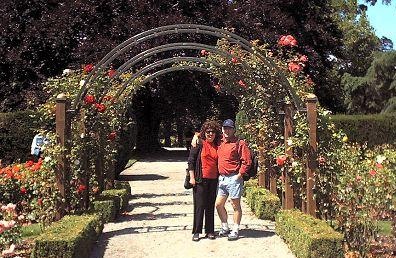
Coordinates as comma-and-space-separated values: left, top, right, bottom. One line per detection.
222, 126, 235, 138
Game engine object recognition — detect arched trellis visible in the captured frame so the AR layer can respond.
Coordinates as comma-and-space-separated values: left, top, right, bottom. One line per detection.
56, 24, 318, 217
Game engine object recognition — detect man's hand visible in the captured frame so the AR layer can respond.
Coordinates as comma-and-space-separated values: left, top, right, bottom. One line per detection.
237, 173, 243, 180
189, 177, 196, 186
191, 132, 201, 148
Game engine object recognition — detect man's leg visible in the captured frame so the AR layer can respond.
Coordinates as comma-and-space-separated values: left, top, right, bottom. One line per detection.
215, 195, 228, 223
230, 198, 242, 225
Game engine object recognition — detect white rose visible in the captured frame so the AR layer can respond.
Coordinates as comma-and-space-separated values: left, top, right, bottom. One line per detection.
376, 155, 386, 164
62, 69, 71, 75
79, 79, 86, 87
287, 139, 293, 146
44, 156, 51, 162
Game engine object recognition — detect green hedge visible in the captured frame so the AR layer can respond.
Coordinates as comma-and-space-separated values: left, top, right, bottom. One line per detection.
0, 110, 40, 164
32, 214, 103, 258
114, 181, 131, 198
100, 188, 130, 212
245, 185, 280, 220
91, 199, 118, 223
331, 114, 396, 147
276, 210, 343, 258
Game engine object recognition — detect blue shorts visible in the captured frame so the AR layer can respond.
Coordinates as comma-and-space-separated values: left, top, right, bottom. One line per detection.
217, 173, 244, 199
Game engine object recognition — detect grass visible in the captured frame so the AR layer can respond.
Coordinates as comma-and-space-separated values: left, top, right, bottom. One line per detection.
377, 220, 393, 236
21, 223, 43, 238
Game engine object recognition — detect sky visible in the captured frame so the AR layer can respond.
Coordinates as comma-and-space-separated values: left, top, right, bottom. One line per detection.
364, 1, 396, 47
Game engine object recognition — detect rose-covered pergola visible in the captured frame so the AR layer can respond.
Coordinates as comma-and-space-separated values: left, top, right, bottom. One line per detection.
55, 24, 319, 216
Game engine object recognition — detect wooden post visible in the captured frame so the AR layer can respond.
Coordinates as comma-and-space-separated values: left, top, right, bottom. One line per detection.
269, 166, 277, 195
306, 94, 318, 217
55, 93, 71, 216
283, 102, 294, 209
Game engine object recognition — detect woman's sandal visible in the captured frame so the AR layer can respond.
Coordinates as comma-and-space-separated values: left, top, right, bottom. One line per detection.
206, 233, 215, 240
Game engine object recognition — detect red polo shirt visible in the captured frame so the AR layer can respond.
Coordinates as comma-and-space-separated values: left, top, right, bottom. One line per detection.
201, 140, 219, 179
217, 136, 251, 176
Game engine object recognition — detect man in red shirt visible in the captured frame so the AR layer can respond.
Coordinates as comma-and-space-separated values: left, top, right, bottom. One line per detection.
216, 119, 251, 241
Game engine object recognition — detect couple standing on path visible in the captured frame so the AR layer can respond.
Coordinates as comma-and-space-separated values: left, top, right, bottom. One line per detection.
187, 119, 252, 242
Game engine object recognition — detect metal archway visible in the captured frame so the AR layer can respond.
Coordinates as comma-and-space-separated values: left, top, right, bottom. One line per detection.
73, 24, 304, 110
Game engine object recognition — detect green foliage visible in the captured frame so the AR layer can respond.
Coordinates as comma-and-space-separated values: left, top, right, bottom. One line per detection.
100, 189, 129, 212
0, 110, 40, 165
90, 200, 117, 223
377, 220, 393, 236
342, 51, 396, 113
332, 144, 396, 254
21, 223, 43, 238
331, 113, 396, 147
276, 210, 344, 258
32, 214, 103, 258
245, 183, 280, 221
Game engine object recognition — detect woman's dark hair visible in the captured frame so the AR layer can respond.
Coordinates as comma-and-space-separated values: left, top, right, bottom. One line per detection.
199, 120, 222, 145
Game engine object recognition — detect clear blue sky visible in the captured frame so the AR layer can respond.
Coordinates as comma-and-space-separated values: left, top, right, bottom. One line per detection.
364, 1, 396, 47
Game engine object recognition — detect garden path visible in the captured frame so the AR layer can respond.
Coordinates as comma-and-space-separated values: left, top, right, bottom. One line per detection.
90, 148, 295, 258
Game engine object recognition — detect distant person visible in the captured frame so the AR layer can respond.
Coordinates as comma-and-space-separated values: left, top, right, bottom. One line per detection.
31, 134, 48, 161
187, 120, 221, 241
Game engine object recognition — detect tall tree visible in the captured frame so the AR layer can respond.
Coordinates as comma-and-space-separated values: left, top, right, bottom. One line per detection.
343, 51, 396, 113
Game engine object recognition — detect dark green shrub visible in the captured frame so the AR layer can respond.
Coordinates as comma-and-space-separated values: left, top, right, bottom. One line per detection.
253, 188, 281, 220
91, 199, 117, 223
276, 210, 343, 258
331, 114, 396, 147
31, 214, 103, 258
245, 185, 280, 220
0, 111, 40, 164
100, 188, 129, 212
114, 181, 131, 197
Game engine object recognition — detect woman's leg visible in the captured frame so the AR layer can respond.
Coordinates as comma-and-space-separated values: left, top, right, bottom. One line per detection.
204, 179, 218, 234
192, 183, 205, 234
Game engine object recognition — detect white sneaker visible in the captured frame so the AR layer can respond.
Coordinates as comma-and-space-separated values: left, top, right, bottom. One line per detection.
218, 228, 230, 237
228, 231, 239, 241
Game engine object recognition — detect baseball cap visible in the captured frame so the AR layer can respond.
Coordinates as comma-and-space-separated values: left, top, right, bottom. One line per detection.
222, 119, 235, 128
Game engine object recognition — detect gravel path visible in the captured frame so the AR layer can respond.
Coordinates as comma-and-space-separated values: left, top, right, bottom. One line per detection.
90, 148, 295, 258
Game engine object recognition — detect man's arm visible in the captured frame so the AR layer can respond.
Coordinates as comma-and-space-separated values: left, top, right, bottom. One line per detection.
238, 140, 252, 176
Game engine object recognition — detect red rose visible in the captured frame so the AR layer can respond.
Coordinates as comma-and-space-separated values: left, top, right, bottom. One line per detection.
278, 35, 298, 47
214, 84, 221, 92
318, 156, 326, 165
37, 198, 43, 206
31, 162, 41, 172
84, 94, 96, 105
200, 49, 207, 56
108, 69, 117, 78
299, 55, 308, 62
103, 95, 113, 102
375, 163, 383, 169
238, 80, 247, 88
95, 103, 106, 113
276, 155, 287, 166
77, 184, 87, 193
20, 187, 27, 194
231, 57, 238, 64
83, 64, 94, 73
288, 62, 302, 73
369, 169, 377, 176
108, 132, 117, 141
25, 160, 34, 168
356, 175, 362, 181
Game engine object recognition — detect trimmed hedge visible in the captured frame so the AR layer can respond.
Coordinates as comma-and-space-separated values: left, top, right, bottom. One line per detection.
245, 185, 280, 220
32, 214, 103, 258
91, 199, 118, 223
101, 188, 130, 211
331, 114, 396, 147
114, 181, 131, 198
0, 110, 40, 164
276, 210, 343, 258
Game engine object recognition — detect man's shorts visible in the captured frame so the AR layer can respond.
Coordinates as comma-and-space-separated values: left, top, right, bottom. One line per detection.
217, 173, 244, 199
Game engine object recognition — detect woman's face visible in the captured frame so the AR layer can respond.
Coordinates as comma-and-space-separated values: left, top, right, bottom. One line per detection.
205, 128, 216, 143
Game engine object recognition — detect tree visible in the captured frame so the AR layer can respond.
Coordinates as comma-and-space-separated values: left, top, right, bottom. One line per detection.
343, 51, 396, 113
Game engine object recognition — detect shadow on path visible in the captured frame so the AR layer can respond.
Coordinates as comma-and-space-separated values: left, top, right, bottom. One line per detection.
118, 174, 169, 181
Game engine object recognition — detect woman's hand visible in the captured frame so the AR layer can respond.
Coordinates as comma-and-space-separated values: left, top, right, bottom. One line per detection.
191, 132, 201, 148
189, 177, 196, 186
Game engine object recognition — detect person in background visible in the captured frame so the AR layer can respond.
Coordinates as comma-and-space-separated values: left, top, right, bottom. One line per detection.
187, 120, 222, 241
31, 133, 48, 161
